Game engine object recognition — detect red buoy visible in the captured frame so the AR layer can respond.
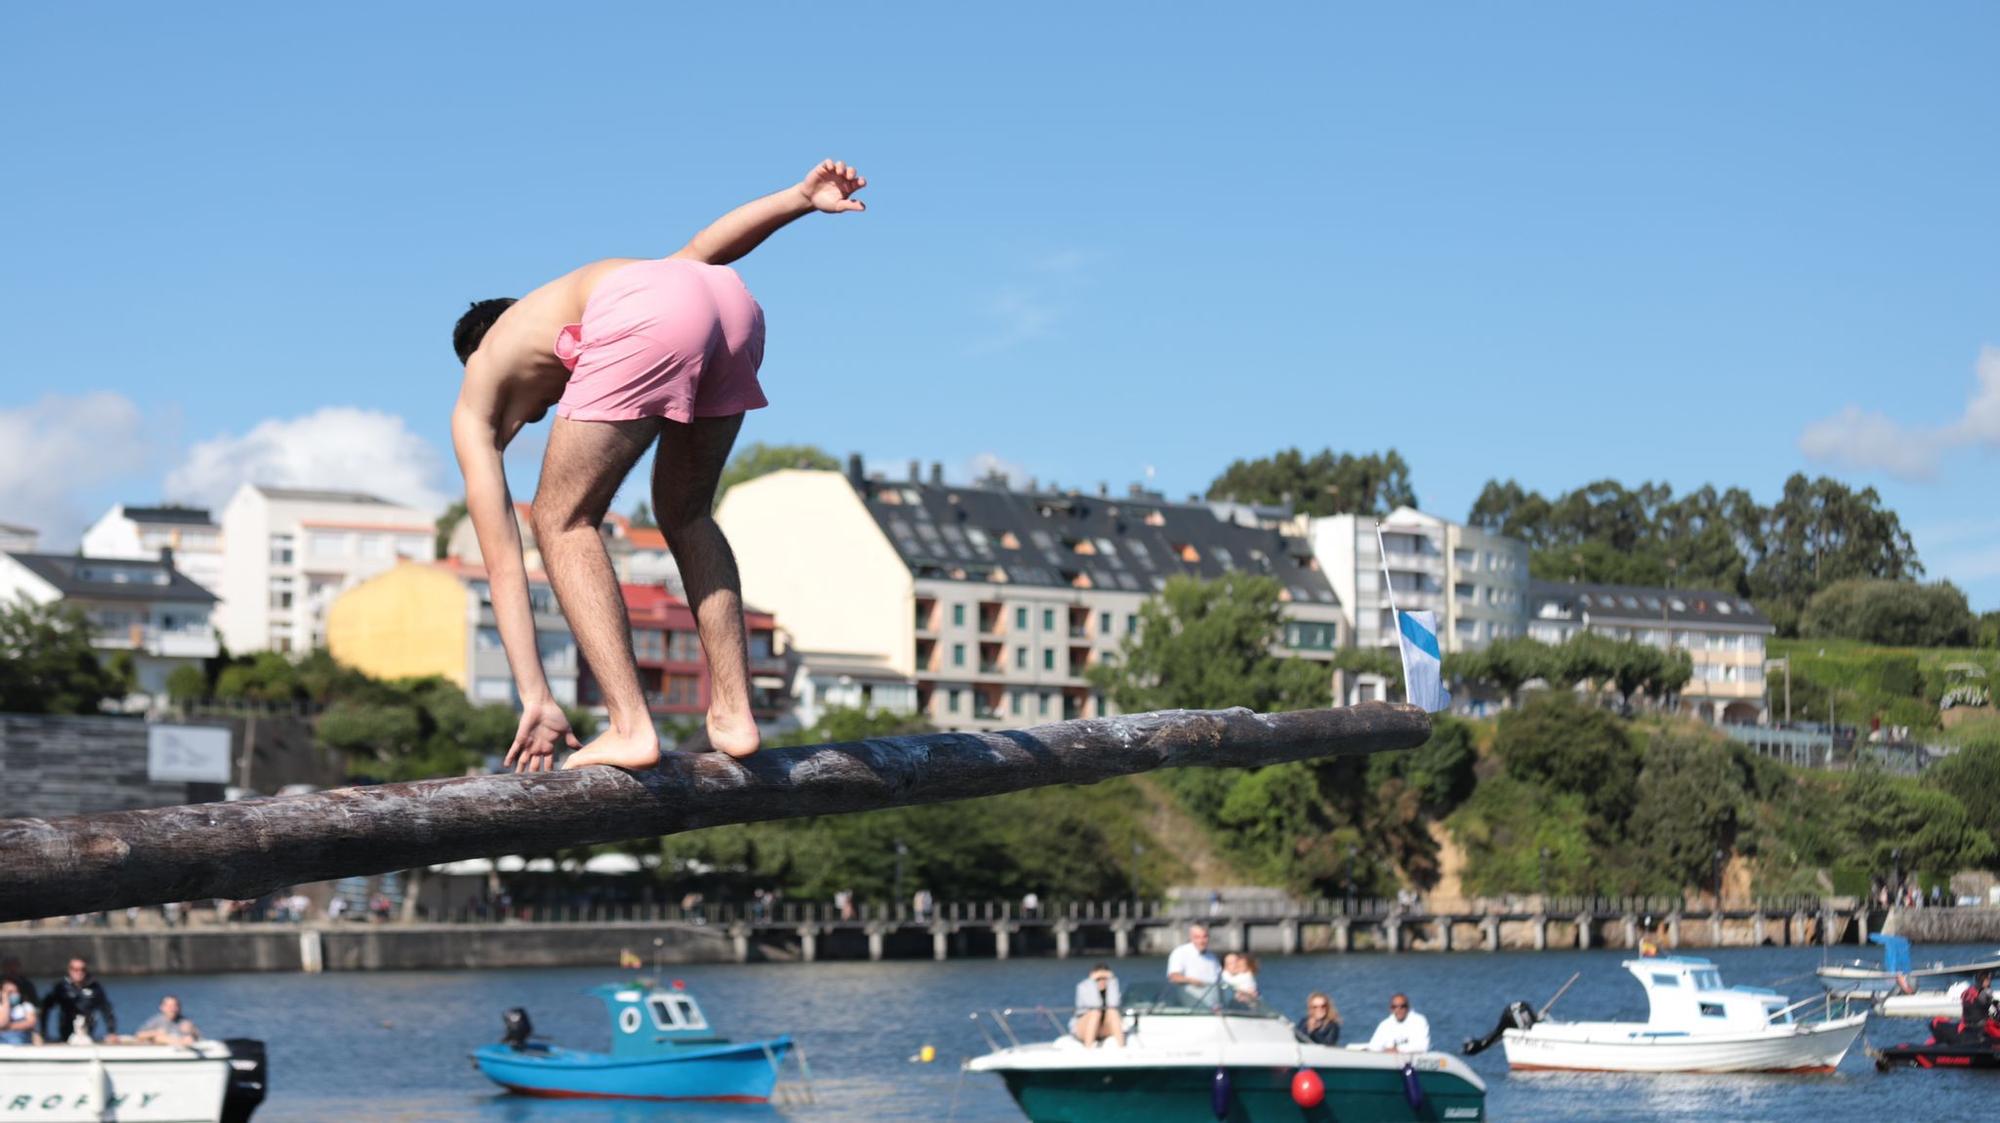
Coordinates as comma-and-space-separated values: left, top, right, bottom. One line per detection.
1291, 1067, 1325, 1108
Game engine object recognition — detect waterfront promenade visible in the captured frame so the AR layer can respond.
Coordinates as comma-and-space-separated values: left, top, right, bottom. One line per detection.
1, 894, 1931, 975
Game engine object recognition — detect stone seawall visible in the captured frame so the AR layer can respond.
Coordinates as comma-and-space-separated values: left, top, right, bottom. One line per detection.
0, 922, 737, 976
1882, 906, 2000, 944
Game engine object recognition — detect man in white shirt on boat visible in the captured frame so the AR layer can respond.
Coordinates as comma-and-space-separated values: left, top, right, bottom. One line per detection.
1166, 924, 1221, 992
1367, 993, 1431, 1053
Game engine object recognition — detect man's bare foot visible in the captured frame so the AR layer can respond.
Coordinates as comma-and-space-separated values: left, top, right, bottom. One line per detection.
562, 727, 663, 770
707, 710, 761, 760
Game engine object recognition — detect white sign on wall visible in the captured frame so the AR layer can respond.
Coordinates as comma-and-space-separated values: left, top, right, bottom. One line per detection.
147, 724, 233, 784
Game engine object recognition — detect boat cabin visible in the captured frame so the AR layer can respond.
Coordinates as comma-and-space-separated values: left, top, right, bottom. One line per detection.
589, 982, 731, 1056
1626, 956, 1789, 1033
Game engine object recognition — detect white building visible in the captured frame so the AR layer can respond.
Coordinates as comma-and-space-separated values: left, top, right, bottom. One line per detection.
218, 485, 436, 654
1529, 580, 1773, 724
81, 504, 224, 595
1311, 507, 1530, 658
0, 551, 220, 701
0, 523, 37, 553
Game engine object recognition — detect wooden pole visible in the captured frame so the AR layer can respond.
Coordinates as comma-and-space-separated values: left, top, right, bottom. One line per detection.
0, 702, 1427, 922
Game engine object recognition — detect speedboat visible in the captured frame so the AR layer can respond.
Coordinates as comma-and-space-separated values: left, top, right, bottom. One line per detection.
0, 1037, 266, 1123
1467, 955, 1865, 1074
1817, 934, 2000, 996
471, 980, 795, 1102
967, 982, 1486, 1122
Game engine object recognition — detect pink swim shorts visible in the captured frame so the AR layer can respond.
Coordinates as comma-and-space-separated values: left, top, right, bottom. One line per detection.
554, 259, 767, 423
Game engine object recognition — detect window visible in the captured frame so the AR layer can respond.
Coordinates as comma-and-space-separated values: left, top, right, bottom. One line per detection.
309, 532, 347, 559
537, 634, 574, 668
1285, 621, 1336, 650
749, 631, 774, 659
1015, 606, 1028, 630
1454, 548, 1475, 570
1099, 611, 1113, 635
359, 535, 390, 560
666, 675, 700, 705
633, 630, 664, 660
1699, 1002, 1726, 1019
1126, 614, 1139, 635
269, 535, 295, 566
668, 631, 702, 661
948, 688, 962, 713
477, 627, 504, 652
952, 603, 966, 627
1454, 583, 1475, 601
1043, 649, 1057, 671
269, 577, 294, 610
1042, 608, 1055, 631
475, 677, 513, 702
1038, 691, 1051, 716
1014, 646, 1028, 669
1651, 974, 1680, 988
952, 643, 966, 667
1010, 690, 1023, 715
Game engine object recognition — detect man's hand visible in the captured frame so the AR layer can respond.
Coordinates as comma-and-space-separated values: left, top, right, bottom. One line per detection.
798, 159, 867, 213
506, 699, 582, 773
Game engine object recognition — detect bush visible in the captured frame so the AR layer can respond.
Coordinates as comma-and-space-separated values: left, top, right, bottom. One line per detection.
1802, 580, 1976, 648
1495, 693, 1641, 828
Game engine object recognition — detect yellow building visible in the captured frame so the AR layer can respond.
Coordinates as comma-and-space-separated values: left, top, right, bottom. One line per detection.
326, 559, 579, 706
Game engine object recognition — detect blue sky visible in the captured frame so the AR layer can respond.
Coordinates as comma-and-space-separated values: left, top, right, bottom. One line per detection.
2, 3, 1996, 607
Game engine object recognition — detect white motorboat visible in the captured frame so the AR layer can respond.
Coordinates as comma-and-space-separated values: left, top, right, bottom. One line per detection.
1816, 934, 2000, 996
1466, 956, 1865, 1074
0, 1038, 265, 1123
1877, 990, 1970, 1021
968, 983, 1486, 1122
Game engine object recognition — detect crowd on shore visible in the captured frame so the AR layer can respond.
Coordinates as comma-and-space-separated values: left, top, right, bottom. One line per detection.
1066, 923, 1430, 1054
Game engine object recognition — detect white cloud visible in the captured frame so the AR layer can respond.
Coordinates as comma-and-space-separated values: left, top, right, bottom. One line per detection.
962, 451, 1032, 488
0, 392, 151, 546
1799, 345, 2000, 483
167, 407, 450, 514
1797, 406, 1940, 481
966, 247, 1098, 355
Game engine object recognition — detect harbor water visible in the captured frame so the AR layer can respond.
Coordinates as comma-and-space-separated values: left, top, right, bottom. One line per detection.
121, 943, 1997, 1121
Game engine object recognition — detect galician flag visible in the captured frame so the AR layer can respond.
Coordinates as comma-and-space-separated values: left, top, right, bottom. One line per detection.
1395, 609, 1451, 714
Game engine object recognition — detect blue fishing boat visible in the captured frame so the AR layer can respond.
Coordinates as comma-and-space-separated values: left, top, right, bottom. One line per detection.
472, 981, 794, 1102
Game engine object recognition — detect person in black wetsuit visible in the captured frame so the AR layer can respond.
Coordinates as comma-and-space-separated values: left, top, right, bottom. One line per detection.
42, 957, 116, 1042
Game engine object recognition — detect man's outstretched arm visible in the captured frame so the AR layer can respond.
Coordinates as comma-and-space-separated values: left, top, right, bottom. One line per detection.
671, 159, 867, 266
451, 385, 580, 772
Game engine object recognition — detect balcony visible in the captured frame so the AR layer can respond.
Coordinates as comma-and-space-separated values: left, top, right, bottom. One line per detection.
94, 626, 220, 660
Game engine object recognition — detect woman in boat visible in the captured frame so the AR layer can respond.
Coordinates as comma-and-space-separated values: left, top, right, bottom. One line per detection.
1071, 964, 1125, 1048
1297, 991, 1342, 1046
0, 980, 38, 1045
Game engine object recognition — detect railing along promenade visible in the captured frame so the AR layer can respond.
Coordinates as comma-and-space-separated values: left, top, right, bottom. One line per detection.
42, 894, 1855, 963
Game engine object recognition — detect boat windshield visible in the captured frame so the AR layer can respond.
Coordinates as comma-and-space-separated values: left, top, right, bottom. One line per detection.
1121, 981, 1284, 1019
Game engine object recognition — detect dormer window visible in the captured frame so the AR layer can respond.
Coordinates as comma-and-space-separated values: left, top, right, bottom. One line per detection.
999, 531, 1021, 550
1144, 511, 1166, 527
1174, 543, 1200, 563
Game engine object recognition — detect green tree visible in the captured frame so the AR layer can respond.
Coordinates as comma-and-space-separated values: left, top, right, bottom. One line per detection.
1206, 448, 1417, 517
1089, 573, 1329, 714
717, 443, 840, 502
0, 598, 127, 715
1746, 474, 1923, 627
1800, 580, 1975, 647
1628, 733, 1747, 892
1927, 744, 2000, 854
165, 664, 209, 703
434, 499, 467, 559
1495, 692, 1640, 829
628, 501, 657, 529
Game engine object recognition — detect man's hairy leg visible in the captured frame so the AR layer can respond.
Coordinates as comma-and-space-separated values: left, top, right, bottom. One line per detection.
531, 415, 664, 769
653, 414, 760, 759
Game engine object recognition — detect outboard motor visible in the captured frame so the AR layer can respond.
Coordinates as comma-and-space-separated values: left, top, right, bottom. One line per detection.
501, 1007, 535, 1049
220, 1039, 268, 1123
1462, 1000, 1537, 1056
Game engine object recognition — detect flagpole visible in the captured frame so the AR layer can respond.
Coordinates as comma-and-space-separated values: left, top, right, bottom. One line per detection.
1374, 523, 1401, 616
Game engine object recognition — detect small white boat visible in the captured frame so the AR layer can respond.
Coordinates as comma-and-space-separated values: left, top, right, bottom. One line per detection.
1876, 984, 1984, 1021
0, 1039, 265, 1123
1473, 956, 1865, 1074
1816, 934, 2000, 996
968, 983, 1487, 1122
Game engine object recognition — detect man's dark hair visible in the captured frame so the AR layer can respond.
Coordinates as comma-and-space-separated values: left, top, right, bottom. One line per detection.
452, 298, 517, 364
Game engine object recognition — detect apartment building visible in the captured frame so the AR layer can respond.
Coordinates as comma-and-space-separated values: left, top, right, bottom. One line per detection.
0, 551, 219, 700
1312, 507, 1530, 653
579, 584, 789, 730
716, 461, 1345, 731
218, 484, 436, 654
82, 504, 224, 595
1528, 580, 1772, 724
325, 558, 580, 707
443, 505, 683, 593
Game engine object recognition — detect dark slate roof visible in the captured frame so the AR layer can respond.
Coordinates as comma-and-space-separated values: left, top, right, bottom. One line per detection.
856, 478, 1339, 605
1529, 580, 1769, 629
123, 504, 215, 526
257, 486, 392, 504
5, 553, 217, 604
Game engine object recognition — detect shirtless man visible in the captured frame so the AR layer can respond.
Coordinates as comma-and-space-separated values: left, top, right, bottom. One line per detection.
451, 160, 867, 772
